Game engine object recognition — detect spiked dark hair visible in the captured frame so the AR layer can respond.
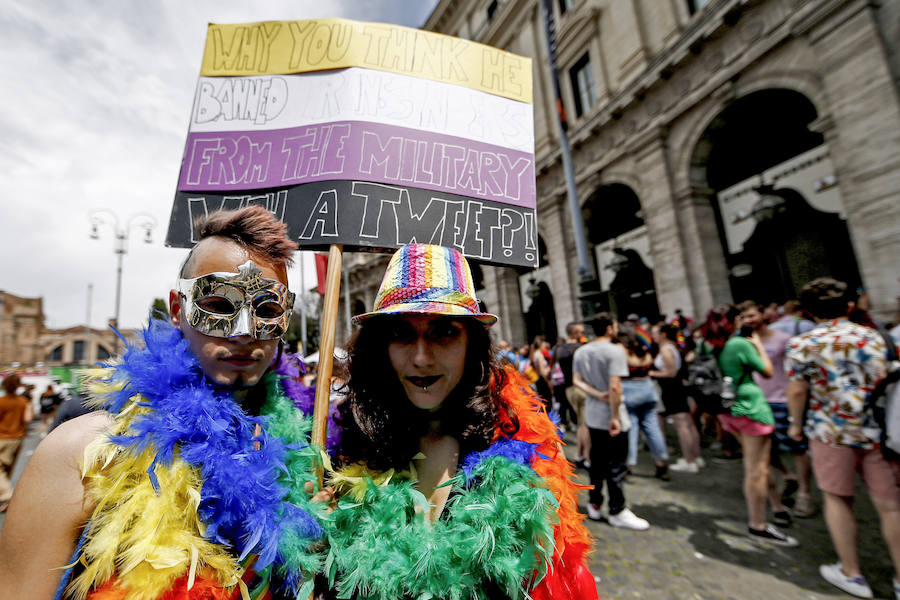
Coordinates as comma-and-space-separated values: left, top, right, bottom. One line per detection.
180, 206, 298, 277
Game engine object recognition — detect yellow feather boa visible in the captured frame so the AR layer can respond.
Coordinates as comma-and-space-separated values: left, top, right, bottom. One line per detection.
71, 377, 242, 600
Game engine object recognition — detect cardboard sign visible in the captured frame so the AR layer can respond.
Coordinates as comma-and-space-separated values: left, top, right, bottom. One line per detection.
167, 181, 538, 267
190, 69, 534, 152
200, 19, 532, 103
167, 18, 537, 268
179, 121, 536, 207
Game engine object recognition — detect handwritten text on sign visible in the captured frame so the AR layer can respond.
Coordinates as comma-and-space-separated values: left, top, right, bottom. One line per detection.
166, 181, 538, 268
190, 70, 534, 152
200, 19, 532, 103
179, 121, 535, 208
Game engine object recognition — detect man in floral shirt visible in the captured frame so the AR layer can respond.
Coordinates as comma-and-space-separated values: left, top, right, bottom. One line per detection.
787, 278, 899, 599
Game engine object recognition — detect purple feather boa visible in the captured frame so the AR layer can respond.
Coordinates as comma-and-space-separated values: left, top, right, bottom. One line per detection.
273, 351, 342, 455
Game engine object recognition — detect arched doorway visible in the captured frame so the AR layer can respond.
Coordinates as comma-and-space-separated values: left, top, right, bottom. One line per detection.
582, 183, 660, 321
691, 88, 861, 303
516, 236, 558, 345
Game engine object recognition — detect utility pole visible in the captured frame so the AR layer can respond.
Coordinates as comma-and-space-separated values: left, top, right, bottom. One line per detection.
540, 0, 602, 319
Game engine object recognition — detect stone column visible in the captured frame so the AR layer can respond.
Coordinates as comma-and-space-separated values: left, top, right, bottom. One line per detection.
801, 1, 900, 320
541, 196, 578, 330
672, 184, 733, 317
486, 266, 527, 346
633, 133, 696, 319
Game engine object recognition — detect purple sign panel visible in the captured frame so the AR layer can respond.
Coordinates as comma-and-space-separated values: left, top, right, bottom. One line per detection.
178, 121, 536, 208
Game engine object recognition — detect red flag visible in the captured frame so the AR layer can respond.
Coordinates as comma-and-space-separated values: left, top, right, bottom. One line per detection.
314, 253, 328, 295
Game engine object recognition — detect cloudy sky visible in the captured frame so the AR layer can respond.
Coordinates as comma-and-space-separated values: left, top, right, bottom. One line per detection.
0, 0, 438, 330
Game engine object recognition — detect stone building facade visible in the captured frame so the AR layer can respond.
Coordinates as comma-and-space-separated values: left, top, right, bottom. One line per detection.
0, 291, 45, 366
337, 0, 900, 347
0, 290, 134, 369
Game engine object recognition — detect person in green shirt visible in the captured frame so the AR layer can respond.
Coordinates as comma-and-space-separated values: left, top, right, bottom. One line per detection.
718, 311, 798, 547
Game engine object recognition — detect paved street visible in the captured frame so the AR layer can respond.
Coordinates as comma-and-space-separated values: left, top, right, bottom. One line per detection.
567, 431, 896, 599
2, 423, 895, 598
0, 420, 41, 531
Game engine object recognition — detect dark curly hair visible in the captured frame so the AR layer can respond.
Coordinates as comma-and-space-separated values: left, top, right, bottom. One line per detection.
336, 316, 518, 471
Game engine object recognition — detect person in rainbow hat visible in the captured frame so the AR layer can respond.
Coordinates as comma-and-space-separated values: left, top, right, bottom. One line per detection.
322, 243, 597, 599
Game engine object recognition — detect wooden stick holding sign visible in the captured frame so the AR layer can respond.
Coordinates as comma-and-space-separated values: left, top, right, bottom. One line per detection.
310, 243, 343, 486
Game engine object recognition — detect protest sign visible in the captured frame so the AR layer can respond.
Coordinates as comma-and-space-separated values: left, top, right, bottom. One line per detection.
167, 17, 537, 268
190, 69, 534, 152
199, 19, 531, 103
167, 181, 538, 267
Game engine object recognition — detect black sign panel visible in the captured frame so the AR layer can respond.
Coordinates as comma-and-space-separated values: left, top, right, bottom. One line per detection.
165, 180, 538, 268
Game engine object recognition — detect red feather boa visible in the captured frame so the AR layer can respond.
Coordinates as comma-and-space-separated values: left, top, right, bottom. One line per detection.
494, 367, 598, 600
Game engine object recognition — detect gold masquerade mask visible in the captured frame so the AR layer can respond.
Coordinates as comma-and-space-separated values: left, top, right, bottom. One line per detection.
176, 260, 295, 340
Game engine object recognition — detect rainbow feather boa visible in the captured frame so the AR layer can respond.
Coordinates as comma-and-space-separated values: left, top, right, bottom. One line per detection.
321, 370, 596, 600
72, 321, 326, 600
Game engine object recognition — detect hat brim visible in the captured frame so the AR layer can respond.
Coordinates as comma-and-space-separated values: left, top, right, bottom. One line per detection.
352, 301, 497, 327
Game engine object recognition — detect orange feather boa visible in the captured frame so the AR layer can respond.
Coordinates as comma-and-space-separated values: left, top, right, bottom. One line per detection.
493, 367, 597, 600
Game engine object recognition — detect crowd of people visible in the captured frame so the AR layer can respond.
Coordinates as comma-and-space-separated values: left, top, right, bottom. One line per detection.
497, 280, 900, 599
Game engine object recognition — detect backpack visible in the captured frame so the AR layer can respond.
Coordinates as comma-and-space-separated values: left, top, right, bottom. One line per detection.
686, 348, 735, 414
870, 329, 900, 461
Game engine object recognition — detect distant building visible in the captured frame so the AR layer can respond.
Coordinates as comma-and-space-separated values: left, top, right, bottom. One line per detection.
0, 290, 135, 368
0, 291, 45, 366
336, 0, 900, 345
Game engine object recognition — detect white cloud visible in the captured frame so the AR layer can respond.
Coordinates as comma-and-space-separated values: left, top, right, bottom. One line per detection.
0, 0, 438, 330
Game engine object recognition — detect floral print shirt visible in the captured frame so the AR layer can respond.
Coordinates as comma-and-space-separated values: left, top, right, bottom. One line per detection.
786, 319, 887, 448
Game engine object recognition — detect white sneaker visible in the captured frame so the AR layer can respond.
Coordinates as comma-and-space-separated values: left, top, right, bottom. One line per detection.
669, 458, 699, 473
608, 508, 650, 531
696, 457, 706, 468
586, 503, 603, 521
893, 577, 899, 600
819, 563, 873, 598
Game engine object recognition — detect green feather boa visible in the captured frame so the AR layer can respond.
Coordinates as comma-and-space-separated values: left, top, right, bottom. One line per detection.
323, 456, 559, 599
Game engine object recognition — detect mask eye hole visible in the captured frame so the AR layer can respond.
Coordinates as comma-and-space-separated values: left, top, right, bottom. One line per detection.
195, 295, 237, 315
254, 300, 285, 319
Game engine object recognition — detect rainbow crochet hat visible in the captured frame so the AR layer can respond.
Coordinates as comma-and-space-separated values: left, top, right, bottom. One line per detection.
352, 244, 497, 327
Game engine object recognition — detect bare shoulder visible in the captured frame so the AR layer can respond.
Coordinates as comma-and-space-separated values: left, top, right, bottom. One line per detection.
41, 411, 113, 462
0, 411, 112, 598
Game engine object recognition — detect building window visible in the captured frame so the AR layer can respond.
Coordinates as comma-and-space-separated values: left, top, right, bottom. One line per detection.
97, 345, 111, 360
48, 345, 63, 362
558, 0, 574, 14
686, 0, 713, 14
569, 53, 596, 118
73, 340, 86, 363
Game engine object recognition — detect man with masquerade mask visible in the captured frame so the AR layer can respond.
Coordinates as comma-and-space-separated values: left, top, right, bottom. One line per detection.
0, 206, 331, 600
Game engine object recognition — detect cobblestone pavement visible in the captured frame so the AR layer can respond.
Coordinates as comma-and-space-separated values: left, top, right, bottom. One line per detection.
565, 430, 896, 600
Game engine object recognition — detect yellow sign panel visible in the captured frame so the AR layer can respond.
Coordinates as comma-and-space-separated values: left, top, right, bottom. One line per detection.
200, 19, 532, 104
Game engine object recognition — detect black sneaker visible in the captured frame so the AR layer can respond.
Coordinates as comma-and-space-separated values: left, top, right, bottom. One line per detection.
781, 479, 799, 504
654, 465, 671, 481
773, 510, 792, 528
748, 525, 798, 547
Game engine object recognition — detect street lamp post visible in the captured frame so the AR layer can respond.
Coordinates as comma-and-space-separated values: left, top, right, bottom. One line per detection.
89, 210, 156, 352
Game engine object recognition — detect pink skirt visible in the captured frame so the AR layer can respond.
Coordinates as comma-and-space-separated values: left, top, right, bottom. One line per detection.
718, 413, 775, 437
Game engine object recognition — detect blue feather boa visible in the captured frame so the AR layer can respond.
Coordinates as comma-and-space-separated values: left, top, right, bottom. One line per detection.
95, 320, 324, 594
